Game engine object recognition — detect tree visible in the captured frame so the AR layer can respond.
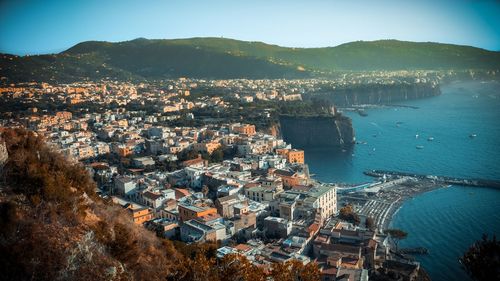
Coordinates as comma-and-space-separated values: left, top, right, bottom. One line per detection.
210, 147, 224, 163
269, 259, 320, 281
365, 217, 375, 231
201, 185, 209, 199
339, 204, 361, 225
385, 229, 408, 252
460, 234, 500, 281
218, 254, 266, 281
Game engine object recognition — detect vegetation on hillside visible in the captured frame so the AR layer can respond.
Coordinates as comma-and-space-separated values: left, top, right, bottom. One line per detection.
460, 234, 500, 281
1, 37, 499, 83
0, 128, 320, 281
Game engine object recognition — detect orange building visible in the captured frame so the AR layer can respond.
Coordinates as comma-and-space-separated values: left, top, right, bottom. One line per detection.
55, 111, 72, 120
117, 146, 132, 157
178, 203, 217, 222
287, 149, 304, 164
272, 169, 305, 188
276, 148, 305, 164
234, 124, 256, 136
128, 207, 154, 224
192, 141, 221, 154
113, 197, 154, 224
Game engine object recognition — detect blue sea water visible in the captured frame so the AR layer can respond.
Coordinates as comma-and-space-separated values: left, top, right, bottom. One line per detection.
303, 81, 500, 281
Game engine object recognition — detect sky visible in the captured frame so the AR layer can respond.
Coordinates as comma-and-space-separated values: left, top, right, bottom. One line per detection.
0, 0, 499, 55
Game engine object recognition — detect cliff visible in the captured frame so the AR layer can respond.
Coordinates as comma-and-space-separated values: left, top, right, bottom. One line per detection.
279, 115, 355, 148
310, 82, 441, 106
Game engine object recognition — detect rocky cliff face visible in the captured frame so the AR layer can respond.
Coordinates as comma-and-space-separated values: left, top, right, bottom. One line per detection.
311, 82, 441, 106
279, 115, 355, 148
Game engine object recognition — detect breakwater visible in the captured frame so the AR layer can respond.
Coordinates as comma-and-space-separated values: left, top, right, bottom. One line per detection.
364, 169, 500, 189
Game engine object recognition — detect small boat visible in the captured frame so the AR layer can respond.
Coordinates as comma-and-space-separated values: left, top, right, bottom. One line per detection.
416, 145, 424, 149
415, 134, 419, 139
427, 137, 434, 141
357, 109, 368, 117
469, 133, 477, 138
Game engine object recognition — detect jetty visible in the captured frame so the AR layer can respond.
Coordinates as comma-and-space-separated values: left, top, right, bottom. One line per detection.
364, 169, 500, 189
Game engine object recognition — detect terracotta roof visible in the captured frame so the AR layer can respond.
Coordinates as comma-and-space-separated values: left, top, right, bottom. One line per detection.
175, 188, 191, 198
182, 156, 204, 167
234, 244, 252, 253
308, 222, 320, 234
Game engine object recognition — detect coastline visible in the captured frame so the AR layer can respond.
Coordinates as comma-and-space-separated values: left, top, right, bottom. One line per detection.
379, 184, 450, 232
344, 178, 446, 234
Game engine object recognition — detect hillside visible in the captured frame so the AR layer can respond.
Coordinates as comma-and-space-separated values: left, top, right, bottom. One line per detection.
0, 128, 320, 281
1, 37, 499, 82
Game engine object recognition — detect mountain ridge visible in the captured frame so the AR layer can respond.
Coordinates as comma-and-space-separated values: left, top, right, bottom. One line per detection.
1, 37, 499, 82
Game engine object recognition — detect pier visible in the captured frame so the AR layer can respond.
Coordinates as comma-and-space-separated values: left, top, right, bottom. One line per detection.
364, 170, 500, 189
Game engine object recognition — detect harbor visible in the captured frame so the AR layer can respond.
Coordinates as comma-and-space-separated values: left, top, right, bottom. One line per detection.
338, 177, 444, 232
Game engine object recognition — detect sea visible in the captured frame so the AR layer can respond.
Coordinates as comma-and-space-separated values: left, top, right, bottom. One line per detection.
303, 81, 500, 281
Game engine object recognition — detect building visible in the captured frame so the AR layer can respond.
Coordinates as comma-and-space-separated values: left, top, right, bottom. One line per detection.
276, 148, 305, 164
181, 155, 206, 168
178, 203, 217, 222
233, 124, 256, 136
192, 141, 221, 154
112, 197, 153, 224
272, 169, 306, 188
132, 156, 155, 168
245, 185, 283, 203
142, 190, 174, 210
114, 176, 137, 197
180, 219, 217, 242
264, 216, 292, 238
215, 194, 247, 218
278, 184, 337, 222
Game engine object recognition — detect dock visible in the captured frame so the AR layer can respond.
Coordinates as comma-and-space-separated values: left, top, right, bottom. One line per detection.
364, 170, 500, 189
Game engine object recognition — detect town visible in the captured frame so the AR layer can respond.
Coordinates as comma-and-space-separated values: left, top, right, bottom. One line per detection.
0, 76, 448, 281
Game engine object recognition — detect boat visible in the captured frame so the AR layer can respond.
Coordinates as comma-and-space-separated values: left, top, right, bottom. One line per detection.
469, 133, 477, 138
416, 145, 424, 149
415, 134, 419, 139
427, 137, 434, 141
357, 109, 368, 117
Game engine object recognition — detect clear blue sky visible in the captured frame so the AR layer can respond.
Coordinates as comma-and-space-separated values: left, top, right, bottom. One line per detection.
1, 0, 499, 55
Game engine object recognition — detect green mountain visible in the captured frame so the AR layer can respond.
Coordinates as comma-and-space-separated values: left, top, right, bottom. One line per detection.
1, 37, 499, 82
